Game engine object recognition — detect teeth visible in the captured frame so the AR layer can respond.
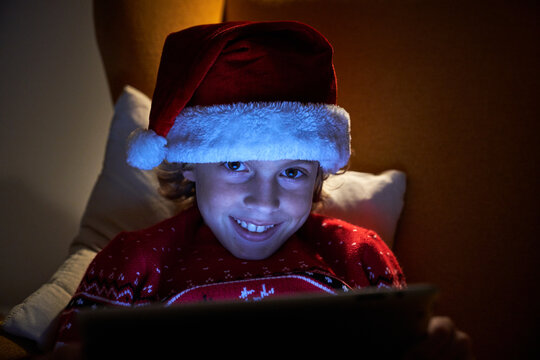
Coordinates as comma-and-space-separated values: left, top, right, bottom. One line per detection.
235, 218, 275, 233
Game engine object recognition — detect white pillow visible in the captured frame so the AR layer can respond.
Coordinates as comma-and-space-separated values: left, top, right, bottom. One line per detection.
318, 170, 406, 248
2, 86, 406, 348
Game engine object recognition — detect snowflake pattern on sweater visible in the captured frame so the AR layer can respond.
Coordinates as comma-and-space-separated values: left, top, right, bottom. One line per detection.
54, 206, 405, 346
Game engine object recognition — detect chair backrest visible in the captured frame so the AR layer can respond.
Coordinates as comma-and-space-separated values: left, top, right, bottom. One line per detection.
225, 1, 539, 359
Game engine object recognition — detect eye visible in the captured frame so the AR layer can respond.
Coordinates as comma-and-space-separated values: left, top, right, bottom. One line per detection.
281, 168, 305, 179
223, 161, 247, 172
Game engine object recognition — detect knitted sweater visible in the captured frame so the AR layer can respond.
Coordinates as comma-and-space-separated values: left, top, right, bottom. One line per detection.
54, 206, 405, 346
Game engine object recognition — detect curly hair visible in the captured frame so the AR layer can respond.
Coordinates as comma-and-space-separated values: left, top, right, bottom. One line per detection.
156, 161, 330, 212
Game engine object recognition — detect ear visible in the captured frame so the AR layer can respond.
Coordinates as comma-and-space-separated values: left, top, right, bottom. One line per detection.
182, 167, 196, 182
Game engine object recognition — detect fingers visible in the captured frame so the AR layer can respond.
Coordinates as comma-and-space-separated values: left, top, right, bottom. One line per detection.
405, 316, 474, 360
453, 330, 474, 360
428, 316, 456, 350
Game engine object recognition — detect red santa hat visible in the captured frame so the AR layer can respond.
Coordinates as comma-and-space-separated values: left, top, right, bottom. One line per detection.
127, 21, 350, 173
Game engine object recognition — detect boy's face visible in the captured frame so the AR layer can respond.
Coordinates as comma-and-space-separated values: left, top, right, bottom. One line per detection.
183, 160, 319, 260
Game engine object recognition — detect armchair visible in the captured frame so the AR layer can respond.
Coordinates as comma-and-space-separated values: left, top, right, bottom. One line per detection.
2, 1, 538, 359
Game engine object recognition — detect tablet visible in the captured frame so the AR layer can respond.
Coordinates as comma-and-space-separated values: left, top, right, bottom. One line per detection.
78, 283, 438, 358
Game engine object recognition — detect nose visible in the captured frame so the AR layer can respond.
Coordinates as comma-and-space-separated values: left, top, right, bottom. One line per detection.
243, 174, 280, 212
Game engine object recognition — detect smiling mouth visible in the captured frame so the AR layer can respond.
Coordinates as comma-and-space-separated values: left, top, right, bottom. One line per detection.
232, 217, 276, 233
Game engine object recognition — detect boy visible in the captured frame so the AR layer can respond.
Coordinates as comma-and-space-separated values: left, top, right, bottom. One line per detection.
51, 21, 471, 358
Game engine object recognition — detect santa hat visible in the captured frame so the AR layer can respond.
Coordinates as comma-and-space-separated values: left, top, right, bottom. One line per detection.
127, 21, 350, 173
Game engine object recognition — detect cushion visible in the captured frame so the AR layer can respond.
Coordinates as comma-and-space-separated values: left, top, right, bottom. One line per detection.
2, 86, 406, 349
317, 170, 406, 248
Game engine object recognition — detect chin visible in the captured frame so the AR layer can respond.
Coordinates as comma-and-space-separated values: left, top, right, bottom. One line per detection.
227, 242, 280, 261
235, 252, 269, 261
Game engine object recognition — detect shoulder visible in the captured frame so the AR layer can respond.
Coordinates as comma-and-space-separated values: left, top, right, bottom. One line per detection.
93, 205, 203, 265
300, 212, 392, 264
302, 212, 383, 244
299, 212, 406, 288
108, 205, 202, 249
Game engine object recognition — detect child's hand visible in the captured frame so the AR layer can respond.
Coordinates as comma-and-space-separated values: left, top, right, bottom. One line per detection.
405, 316, 474, 360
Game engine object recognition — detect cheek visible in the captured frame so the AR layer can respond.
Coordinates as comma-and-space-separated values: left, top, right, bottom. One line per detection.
281, 185, 315, 220
196, 178, 239, 217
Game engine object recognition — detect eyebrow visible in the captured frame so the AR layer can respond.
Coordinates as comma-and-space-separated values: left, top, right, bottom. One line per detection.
281, 160, 318, 169
285, 160, 317, 165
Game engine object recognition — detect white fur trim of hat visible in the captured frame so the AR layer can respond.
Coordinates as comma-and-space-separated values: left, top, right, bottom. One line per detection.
127, 101, 350, 173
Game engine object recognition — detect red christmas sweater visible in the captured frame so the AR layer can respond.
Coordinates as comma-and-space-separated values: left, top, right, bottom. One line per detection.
54, 205, 405, 347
